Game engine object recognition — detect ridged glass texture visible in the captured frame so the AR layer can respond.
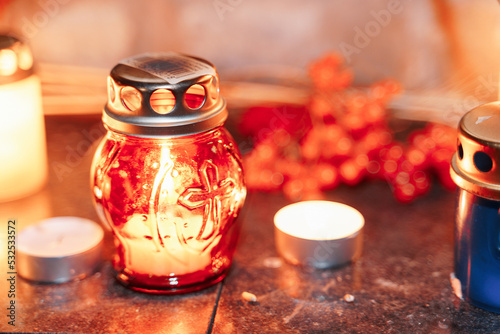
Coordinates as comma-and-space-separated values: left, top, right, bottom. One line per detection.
91, 127, 246, 294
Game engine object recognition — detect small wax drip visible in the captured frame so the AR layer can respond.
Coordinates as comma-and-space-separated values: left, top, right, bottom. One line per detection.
48, 235, 65, 249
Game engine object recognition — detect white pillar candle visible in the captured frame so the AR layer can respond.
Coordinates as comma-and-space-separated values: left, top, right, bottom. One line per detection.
0, 37, 47, 202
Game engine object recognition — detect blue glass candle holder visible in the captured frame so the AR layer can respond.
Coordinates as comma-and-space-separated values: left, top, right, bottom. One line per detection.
451, 102, 500, 312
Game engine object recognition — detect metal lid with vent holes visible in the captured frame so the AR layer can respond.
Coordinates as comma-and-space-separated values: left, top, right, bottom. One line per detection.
103, 52, 227, 138
451, 102, 500, 200
0, 35, 34, 85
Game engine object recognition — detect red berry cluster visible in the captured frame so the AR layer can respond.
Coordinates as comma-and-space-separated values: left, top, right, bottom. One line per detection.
239, 53, 456, 203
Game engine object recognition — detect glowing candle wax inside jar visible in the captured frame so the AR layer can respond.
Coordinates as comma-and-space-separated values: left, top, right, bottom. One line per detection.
123, 215, 214, 277
91, 53, 246, 294
274, 201, 364, 269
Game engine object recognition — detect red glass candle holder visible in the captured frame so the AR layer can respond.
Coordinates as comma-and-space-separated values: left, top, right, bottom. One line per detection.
91, 53, 246, 294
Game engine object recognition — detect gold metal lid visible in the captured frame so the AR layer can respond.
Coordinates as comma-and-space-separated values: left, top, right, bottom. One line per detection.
0, 35, 34, 84
103, 52, 227, 138
450, 102, 500, 199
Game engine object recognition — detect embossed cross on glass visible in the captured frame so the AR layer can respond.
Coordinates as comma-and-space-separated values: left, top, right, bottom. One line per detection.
91, 53, 246, 294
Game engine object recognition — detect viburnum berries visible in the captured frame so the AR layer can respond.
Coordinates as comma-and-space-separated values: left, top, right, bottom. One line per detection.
239, 53, 456, 203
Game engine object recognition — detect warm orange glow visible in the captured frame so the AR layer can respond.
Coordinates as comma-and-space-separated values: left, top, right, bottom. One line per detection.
16, 45, 33, 70
383, 160, 398, 174
185, 84, 205, 109
407, 147, 426, 166
337, 137, 353, 155
121, 86, 142, 111
316, 164, 337, 188
388, 145, 403, 160
150, 89, 175, 114
0, 75, 47, 202
395, 171, 410, 185
0, 49, 17, 76
340, 160, 356, 180
366, 160, 381, 174
400, 183, 415, 197
413, 171, 429, 191
355, 154, 369, 167
107, 77, 116, 103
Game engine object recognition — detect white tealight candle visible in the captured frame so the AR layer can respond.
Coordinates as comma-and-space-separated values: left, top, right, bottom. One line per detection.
18, 217, 104, 283
274, 201, 364, 269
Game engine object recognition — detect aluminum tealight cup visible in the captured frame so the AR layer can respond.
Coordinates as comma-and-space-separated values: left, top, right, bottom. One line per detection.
274, 201, 364, 269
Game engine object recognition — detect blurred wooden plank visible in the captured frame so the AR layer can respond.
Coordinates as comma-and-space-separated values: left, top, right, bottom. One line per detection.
37, 63, 482, 126
38, 62, 311, 115
38, 63, 107, 115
